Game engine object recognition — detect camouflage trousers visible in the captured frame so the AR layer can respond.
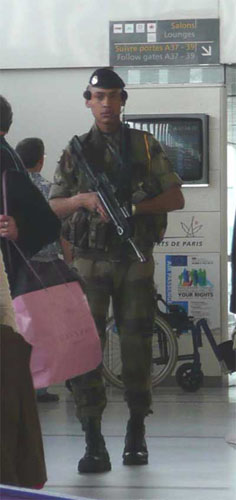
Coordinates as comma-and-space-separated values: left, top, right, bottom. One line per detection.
70, 255, 156, 421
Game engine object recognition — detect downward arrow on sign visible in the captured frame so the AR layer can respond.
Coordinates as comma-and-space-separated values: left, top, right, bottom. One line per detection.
201, 45, 212, 56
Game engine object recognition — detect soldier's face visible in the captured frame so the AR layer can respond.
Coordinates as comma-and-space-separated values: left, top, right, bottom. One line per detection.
85, 87, 124, 131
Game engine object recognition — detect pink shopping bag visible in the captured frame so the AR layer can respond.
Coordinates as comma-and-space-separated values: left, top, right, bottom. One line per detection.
13, 281, 102, 389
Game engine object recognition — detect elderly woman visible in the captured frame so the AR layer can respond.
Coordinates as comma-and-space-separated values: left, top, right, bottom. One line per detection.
0, 95, 60, 486
0, 249, 47, 487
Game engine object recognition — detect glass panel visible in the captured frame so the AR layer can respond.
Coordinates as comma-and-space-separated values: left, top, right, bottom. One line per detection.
226, 65, 236, 323
228, 262, 235, 324
226, 66, 236, 256
227, 144, 236, 252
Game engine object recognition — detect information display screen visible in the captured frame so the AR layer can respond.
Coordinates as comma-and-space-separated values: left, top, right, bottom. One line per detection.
125, 114, 209, 186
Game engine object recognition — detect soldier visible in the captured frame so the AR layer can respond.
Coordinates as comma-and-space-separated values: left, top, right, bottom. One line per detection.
49, 68, 185, 473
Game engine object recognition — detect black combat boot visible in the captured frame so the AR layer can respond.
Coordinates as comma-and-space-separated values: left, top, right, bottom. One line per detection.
78, 417, 111, 473
123, 414, 148, 466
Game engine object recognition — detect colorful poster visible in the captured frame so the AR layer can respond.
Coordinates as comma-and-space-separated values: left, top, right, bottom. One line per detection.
155, 253, 220, 331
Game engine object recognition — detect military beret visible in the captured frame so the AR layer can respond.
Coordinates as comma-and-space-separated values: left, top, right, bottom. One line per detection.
89, 68, 125, 89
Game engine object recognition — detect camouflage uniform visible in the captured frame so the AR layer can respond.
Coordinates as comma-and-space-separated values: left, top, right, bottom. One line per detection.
50, 123, 181, 420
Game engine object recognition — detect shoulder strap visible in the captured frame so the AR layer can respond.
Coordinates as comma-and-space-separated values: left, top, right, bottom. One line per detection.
143, 133, 152, 173
121, 123, 131, 168
74, 131, 90, 145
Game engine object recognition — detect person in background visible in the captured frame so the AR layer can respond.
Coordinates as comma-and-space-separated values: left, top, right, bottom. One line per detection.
15, 137, 72, 403
0, 95, 61, 292
0, 95, 60, 487
49, 68, 184, 473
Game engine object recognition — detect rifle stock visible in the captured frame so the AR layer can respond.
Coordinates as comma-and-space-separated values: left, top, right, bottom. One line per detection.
71, 135, 146, 263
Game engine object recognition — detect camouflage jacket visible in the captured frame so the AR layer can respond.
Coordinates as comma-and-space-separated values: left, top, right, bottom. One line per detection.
50, 124, 181, 259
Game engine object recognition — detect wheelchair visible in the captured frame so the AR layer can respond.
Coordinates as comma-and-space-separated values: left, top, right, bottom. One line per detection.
103, 293, 236, 392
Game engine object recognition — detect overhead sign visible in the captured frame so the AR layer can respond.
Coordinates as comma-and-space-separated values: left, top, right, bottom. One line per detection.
110, 19, 219, 66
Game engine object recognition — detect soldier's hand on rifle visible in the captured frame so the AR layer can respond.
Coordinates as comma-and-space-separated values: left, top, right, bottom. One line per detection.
79, 192, 110, 222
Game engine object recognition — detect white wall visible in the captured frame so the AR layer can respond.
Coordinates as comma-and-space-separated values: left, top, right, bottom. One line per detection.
219, 0, 236, 64
1, 68, 94, 179
0, 0, 235, 68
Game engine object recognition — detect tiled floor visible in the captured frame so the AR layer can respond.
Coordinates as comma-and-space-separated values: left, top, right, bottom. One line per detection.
37, 378, 236, 500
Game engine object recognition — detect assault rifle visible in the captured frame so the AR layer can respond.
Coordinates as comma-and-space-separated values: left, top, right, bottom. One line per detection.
71, 135, 146, 263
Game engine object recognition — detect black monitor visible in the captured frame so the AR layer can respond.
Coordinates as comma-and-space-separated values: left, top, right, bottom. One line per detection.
124, 114, 209, 186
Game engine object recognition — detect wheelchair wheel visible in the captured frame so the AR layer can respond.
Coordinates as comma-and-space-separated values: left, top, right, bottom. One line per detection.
175, 363, 204, 392
103, 315, 178, 389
